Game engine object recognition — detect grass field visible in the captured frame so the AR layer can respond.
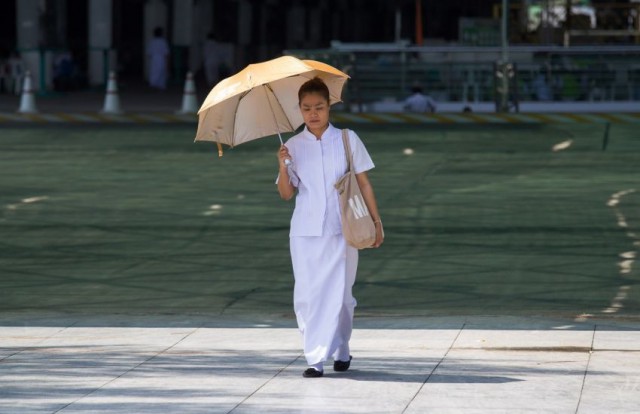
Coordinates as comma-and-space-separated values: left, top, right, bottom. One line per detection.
0, 122, 638, 322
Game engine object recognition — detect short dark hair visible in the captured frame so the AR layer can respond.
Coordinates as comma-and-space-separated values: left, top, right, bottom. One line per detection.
298, 77, 330, 104
154, 27, 164, 37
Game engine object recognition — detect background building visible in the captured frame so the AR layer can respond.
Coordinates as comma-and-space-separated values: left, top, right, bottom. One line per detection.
0, 0, 638, 97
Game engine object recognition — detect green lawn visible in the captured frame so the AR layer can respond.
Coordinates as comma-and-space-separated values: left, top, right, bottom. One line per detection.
0, 122, 638, 320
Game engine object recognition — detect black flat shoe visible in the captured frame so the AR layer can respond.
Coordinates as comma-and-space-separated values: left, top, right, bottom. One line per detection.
333, 356, 352, 372
303, 368, 323, 378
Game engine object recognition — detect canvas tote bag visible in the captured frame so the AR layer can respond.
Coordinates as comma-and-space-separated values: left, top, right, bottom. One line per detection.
335, 129, 377, 249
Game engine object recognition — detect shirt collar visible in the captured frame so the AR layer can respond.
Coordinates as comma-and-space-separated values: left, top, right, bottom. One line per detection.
302, 123, 337, 141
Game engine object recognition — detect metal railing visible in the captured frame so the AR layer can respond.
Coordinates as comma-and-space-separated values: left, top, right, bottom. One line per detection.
286, 45, 640, 109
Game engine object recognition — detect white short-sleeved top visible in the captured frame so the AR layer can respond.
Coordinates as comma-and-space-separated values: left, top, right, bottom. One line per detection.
277, 124, 374, 237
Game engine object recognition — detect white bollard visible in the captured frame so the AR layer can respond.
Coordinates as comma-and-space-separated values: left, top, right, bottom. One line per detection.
177, 71, 198, 114
101, 71, 123, 114
17, 71, 38, 114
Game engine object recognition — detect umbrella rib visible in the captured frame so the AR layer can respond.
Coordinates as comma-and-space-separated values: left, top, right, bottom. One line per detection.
264, 84, 295, 132
231, 90, 251, 147
196, 108, 211, 142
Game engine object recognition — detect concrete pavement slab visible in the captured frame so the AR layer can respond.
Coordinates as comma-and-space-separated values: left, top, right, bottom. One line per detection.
592, 328, 640, 351
405, 348, 589, 413
231, 328, 463, 413
57, 350, 302, 414
0, 326, 68, 348
578, 350, 640, 413
2, 320, 638, 413
453, 327, 596, 351
1, 327, 200, 414
1, 349, 159, 414
576, 327, 640, 413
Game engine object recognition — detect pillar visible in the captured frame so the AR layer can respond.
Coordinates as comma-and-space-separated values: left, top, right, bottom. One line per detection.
308, 7, 322, 47
237, 0, 252, 66
16, 0, 44, 90
144, 0, 169, 82
42, 0, 67, 48
172, 0, 195, 80
88, 0, 113, 86
258, 2, 268, 60
286, 2, 305, 49
193, 0, 214, 73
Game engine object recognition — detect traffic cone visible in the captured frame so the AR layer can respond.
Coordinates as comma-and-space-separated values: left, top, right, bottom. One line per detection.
177, 71, 198, 114
17, 71, 38, 114
101, 70, 123, 114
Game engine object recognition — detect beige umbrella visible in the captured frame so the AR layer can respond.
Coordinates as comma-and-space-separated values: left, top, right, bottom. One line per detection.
194, 55, 349, 156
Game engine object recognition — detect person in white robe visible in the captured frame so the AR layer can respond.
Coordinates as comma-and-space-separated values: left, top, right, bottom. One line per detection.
276, 77, 384, 378
146, 27, 170, 90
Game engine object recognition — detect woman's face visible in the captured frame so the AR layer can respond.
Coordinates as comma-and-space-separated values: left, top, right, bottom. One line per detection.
299, 92, 329, 133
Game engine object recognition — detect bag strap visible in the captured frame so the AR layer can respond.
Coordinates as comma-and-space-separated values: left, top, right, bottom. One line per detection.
341, 129, 354, 172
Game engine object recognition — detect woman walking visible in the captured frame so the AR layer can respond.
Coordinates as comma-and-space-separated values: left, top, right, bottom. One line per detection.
276, 77, 384, 378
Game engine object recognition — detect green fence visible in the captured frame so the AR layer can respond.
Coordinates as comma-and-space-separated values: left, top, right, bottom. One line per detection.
286, 45, 640, 108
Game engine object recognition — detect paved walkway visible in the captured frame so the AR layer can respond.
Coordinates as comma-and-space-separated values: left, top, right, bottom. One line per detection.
1, 314, 639, 413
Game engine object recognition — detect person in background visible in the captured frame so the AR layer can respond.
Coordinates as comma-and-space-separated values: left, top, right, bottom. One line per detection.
404, 84, 437, 113
0, 56, 8, 94
146, 27, 170, 90
53, 52, 77, 92
277, 77, 384, 378
7, 51, 24, 95
532, 65, 552, 101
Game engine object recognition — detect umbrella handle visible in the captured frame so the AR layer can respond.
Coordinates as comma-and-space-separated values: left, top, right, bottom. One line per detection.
276, 130, 292, 166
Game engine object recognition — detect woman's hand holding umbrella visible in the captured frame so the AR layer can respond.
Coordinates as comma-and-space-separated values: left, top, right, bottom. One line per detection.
278, 145, 292, 169
277, 145, 295, 200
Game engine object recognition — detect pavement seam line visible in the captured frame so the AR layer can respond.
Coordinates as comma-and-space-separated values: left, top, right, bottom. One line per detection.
401, 322, 466, 414
51, 326, 202, 414
226, 353, 304, 414
0, 321, 78, 363
574, 324, 597, 414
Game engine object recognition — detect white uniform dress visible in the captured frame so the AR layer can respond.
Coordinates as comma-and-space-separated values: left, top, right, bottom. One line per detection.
277, 124, 374, 367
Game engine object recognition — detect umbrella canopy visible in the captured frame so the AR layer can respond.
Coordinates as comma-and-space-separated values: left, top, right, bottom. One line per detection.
194, 56, 349, 149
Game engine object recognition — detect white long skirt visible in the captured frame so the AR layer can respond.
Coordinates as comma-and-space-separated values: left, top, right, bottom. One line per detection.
290, 234, 358, 366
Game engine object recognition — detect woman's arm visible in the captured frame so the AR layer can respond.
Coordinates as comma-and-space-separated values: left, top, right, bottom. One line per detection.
277, 145, 296, 200
356, 171, 384, 248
